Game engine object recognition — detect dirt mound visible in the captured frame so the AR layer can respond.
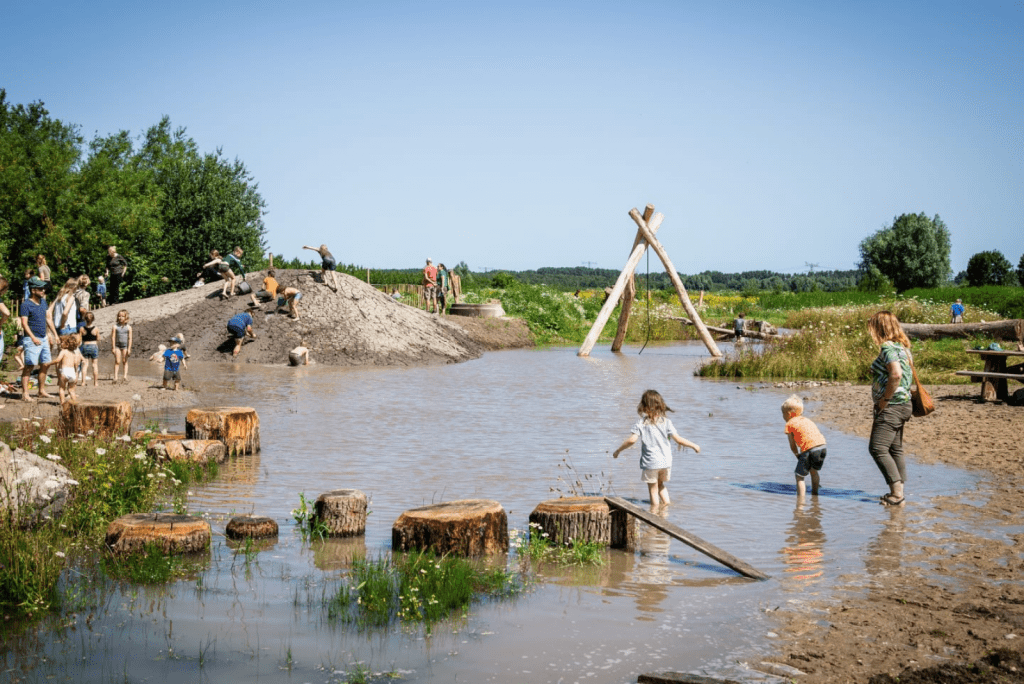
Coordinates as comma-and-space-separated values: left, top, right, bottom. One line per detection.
90, 270, 485, 366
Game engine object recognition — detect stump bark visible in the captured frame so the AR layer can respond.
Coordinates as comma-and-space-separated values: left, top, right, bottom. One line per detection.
313, 489, 368, 537
529, 497, 636, 550
105, 513, 211, 555
59, 401, 132, 439
392, 499, 508, 556
148, 439, 227, 464
225, 515, 279, 540
186, 407, 260, 455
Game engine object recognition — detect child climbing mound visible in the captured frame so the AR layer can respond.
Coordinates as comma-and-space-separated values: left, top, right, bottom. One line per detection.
782, 394, 827, 497
613, 389, 701, 506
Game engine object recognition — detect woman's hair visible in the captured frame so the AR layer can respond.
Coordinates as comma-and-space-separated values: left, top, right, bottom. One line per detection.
36, 254, 47, 265
637, 389, 673, 422
781, 394, 803, 415
867, 311, 911, 347
78, 274, 90, 287
116, 309, 130, 325
83, 311, 95, 325
0, 275, 8, 295
210, 249, 220, 258
55, 278, 78, 301
61, 333, 81, 350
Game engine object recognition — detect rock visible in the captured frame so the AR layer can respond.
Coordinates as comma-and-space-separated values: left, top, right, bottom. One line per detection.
147, 439, 227, 464
0, 442, 78, 527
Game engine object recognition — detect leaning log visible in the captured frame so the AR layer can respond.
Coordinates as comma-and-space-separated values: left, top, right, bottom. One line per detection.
393, 499, 508, 556
105, 513, 211, 556
611, 204, 654, 352
59, 401, 132, 439
186, 407, 260, 455
605, 496, 769, 580
900, 319, 1023, 342
313, 489, 368, 537
529, 497, 636, 549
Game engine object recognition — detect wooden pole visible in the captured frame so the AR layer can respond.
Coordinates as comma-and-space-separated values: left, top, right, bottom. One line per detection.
578, 213, 663, 357
629, 208, 722, 358
611, 204, 655, 352
605, 496, 769, 580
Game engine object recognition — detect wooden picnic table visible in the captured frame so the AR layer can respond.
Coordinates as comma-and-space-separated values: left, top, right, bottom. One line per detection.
955, 349, 1024, 401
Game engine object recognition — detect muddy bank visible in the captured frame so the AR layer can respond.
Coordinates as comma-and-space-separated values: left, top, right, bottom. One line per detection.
89, 270, 487, 367
765, 384, 1024, 683
444, 315, 535, 351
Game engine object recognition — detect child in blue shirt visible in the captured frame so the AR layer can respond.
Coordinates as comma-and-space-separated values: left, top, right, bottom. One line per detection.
162, 336, 186, 390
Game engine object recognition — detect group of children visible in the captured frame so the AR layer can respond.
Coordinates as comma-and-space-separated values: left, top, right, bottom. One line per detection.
614, 389, 826, 506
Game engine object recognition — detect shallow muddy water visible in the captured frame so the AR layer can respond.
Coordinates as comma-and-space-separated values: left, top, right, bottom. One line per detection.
6, 343, 976, 683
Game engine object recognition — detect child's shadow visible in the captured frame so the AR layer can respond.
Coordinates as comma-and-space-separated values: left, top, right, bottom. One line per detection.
733, 481, 877, 503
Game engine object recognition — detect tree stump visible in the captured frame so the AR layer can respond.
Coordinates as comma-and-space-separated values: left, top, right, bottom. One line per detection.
313, 489, 368, 537
105, 513, 211, 556
529, 497, 636, 550
148, 439, 227, 464
59, 401, 132, 439
392, 499, 508, 556
225, 515, 278, 540
186, 407, 260, 455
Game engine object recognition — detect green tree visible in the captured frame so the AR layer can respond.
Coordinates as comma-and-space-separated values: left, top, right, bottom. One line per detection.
858, 213, 951, 291
1017, 254, 1024, 287
965, 250, 1013, 287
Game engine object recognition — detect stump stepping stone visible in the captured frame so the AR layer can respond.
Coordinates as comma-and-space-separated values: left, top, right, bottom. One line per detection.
225, 515, 278, 540
186, 407, 260, 455
313, 489, 368, 537
105, 513, 211, 556
147, 439, 227, 464
392, 499, 508, 556
529, 496, 636, 550
60, 400, 132, 439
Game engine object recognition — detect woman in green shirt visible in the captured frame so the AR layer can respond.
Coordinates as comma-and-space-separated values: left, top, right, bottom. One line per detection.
867, 311, 914, 506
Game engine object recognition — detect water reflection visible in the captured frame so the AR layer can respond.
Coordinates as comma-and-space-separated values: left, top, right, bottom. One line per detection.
781, 498, 827, 586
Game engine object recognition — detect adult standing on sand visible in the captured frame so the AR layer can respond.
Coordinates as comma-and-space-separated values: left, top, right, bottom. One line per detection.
422, 258, 438, 313
867, 311, 914, 507
105, 246, 128, 304
20, 277, 53, 401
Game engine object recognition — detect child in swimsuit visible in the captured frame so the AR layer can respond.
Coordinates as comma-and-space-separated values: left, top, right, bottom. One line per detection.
54, 333, 83, 404
302, 244, 338, 291
79, 311, 101, 387
111, 309, 132, 383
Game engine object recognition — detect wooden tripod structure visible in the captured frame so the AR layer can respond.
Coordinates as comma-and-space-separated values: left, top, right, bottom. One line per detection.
578, 205, 722, 358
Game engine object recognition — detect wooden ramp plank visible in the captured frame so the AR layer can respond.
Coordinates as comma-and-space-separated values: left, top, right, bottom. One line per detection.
604, 496, 769, 581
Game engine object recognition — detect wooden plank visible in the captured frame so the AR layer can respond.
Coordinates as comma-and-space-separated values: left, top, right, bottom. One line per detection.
954, 371, 1024, 380
604, 496, 769, 580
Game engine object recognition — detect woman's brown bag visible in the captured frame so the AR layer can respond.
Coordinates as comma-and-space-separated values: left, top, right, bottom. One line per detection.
910, 363, 935, 417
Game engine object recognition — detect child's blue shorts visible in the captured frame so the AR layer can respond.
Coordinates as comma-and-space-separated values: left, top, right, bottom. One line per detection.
795, 446, 827, 477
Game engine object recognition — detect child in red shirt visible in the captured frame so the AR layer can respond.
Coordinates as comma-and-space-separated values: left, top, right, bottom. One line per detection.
782, 394, 827, 498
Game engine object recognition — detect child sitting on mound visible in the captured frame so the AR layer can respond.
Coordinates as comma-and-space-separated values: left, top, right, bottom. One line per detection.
782, 394, 827, 497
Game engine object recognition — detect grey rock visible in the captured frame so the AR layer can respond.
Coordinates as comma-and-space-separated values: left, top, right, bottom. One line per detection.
0, 441, 79, 527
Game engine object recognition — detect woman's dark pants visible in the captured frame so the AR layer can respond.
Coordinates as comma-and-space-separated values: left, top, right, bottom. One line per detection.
869, 402, 912, 485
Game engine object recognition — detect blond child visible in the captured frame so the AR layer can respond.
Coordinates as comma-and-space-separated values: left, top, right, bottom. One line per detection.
782, 394, 827, 497
613, 389, 701, 505
111, 309, 132, 382
302, 244, 338, 291
54, 333, 83, 404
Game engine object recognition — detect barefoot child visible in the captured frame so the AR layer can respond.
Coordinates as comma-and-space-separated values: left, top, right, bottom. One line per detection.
302, 244, 338, 291
162, 336, 186, 390
78, 311, 101, 387
54, 333, 83, 404
96, 276, 107, 308
277, 286, 302, 319
782, 394, 827, 497
111, 309, 133, 382
613, 389, 701, 505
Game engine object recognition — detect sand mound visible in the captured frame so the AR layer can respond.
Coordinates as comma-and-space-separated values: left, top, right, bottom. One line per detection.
89, 270, 484, 366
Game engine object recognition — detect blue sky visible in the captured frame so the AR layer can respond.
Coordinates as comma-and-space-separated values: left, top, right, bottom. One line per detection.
3, 1, 1021, 275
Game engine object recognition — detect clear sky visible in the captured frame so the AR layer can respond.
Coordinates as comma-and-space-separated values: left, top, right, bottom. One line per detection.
3, 1, 1021, 275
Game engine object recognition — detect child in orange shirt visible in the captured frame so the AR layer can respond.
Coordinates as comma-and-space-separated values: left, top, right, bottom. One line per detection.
782, 394, 827, 497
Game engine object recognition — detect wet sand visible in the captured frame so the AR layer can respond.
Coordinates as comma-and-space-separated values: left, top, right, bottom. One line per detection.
769, 383, 1024, 683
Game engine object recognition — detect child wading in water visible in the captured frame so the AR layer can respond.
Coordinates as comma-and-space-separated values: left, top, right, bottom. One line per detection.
613, 389, 701, 505
782, 394, 827, 498
162, 336, 186, 390
54, 333, 83, 404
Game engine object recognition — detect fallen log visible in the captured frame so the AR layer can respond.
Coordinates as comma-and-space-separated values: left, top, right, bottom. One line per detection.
393, 499, 508, 556
604, 496, 769, 580
900, 320, 1023, 342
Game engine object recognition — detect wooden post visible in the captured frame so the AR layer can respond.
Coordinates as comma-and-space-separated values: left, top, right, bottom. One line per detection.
629, 208, 722, 358
578, 213, 663, 357
611, 204, 654, 352
268, 252, 274, 269
605, 496, 768, 580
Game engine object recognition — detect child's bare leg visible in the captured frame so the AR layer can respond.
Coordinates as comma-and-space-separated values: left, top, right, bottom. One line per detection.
91, 359, 99, 386
112, 351, 121, 381
810, 469, 820, 495
647, 481, 661, 506
658, 481, 670, 504
795, 474, 807, 498
58, 375, 67, 404
122, 356, 129, 379
68, 382, 77, 403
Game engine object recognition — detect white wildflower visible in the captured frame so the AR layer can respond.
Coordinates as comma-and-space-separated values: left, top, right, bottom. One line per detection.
95, 448, 106, 456
46, 454, 61, 462
32, 421, 41, 428
39, 435, 51, 444
87, 430, 94, 435
55, 551, 65, 558
133, 452, 146, 460
118, 434, 131, 442
46, 428, 55, 434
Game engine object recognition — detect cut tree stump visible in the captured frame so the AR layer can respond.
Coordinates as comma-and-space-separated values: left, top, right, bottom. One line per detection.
148, 439, 227, 464
313, 489, 368, 537
105, 513, 211, 556
392, 499, 508, 556
529, 497, 636, 549
59, 401, 132, 439
186, 407, 260, 455
225, 515, 279, 540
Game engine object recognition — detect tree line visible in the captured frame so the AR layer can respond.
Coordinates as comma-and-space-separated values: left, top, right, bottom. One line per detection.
0, 90, 266, 301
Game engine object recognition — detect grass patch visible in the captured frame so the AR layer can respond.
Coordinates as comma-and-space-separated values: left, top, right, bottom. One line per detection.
512, 523, 607, 567
101, 542, 206, 584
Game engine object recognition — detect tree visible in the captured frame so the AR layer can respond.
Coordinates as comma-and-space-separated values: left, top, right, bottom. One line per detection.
965, 250, 1014, 287
1018, 254, 1024, 287
858, 213, 952, 291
